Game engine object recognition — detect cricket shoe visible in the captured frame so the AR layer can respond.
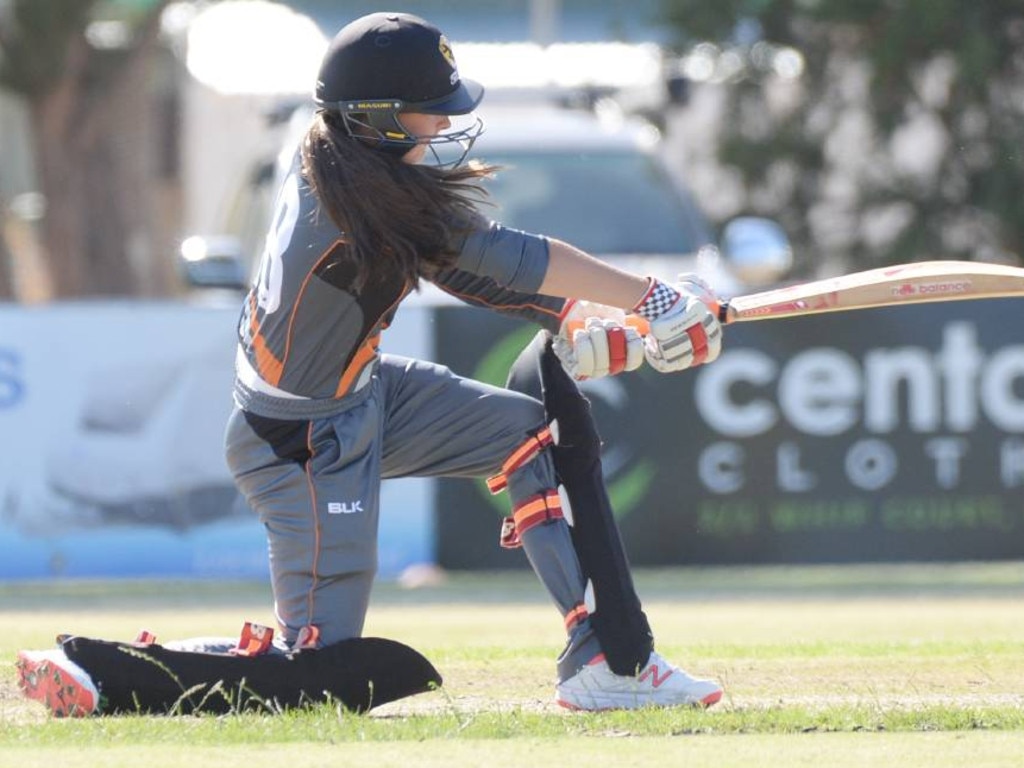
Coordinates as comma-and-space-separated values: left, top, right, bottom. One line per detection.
16, 649, 100, 717
555, 651, 723, 711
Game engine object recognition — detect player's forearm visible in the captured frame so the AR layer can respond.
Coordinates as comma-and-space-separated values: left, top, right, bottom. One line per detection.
539, 238, 650, 311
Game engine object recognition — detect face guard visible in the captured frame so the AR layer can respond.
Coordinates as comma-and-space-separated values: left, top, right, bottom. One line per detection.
323, 96, 485, 168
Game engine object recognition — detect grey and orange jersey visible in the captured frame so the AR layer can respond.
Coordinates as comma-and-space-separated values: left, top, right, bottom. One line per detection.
236, 156, 566, 403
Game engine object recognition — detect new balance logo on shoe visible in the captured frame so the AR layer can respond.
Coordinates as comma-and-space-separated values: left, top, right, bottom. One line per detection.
638, 663, 674, 688
327, 501, 363, 515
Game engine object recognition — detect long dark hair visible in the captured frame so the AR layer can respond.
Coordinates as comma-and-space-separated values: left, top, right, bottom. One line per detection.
301, 111, 496, 291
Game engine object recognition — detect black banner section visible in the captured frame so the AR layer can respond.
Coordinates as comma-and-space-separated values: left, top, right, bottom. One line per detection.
433, 299, 1024, 568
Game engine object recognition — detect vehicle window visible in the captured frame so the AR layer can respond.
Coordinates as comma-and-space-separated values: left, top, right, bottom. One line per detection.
477, 151, 711, 255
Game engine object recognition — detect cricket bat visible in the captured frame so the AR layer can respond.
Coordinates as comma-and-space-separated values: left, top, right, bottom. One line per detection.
714, 260, 1024, 324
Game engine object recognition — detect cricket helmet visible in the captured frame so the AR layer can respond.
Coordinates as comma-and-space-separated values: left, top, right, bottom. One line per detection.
314, 12, 484, 163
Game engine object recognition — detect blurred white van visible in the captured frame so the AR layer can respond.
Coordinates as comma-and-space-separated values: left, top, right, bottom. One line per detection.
181, 93, 792, 298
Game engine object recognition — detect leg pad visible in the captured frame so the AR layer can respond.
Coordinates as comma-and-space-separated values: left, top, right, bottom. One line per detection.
61, 634, 441, 715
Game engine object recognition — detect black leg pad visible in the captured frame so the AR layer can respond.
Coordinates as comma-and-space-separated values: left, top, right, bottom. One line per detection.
61, 635, 442, 715
506, 331, 654, 676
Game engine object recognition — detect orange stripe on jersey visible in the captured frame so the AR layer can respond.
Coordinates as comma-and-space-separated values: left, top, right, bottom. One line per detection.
249, 293, 285, 386
334, 332, 380, 398
332, 279, 410, 398
280, 249, 335, 377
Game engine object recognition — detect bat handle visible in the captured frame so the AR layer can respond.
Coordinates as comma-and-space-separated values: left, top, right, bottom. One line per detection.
575, 302, 732, 337
630, 301, 732, 326
714, 299, 732, 325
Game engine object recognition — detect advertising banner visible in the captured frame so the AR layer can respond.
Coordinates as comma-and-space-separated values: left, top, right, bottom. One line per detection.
434, 299, 1024, 568
0, 300, 434, 579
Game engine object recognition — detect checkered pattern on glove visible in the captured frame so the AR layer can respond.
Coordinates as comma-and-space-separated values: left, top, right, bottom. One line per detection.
635, 277, 723, 373
633, 280, 683, 321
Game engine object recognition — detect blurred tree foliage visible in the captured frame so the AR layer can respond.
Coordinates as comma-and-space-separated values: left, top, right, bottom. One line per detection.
659, 0, 1024, 274
0, 0, 176, 298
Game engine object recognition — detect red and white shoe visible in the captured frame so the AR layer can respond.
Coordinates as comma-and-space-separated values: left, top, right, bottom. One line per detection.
16, 649, 100, 718
556, 651, 723, 711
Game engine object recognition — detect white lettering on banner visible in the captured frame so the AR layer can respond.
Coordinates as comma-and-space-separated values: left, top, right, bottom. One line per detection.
863, 346, 940, 432
924, 437, 969, 489
1001, 439, 1024, 487
696, 322, 1024, 436
0, 349, 24, 409
695, 350, 778, 437
698, 442, 744, 493
982, 349, 1024, 431
777, 441, 816, 491
845, 439, 897, 491
779, 349, 860, 435
698, 437, 1023, 494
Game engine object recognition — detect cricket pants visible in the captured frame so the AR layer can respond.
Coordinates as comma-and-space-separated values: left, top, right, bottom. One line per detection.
225, 354, 601, 676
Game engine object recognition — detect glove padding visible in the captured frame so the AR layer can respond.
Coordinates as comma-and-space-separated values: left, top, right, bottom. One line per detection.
553, 300, 644, 380
635, 276, 723, 373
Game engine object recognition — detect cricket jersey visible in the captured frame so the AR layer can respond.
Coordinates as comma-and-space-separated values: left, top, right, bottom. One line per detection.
235, 158, 565, 415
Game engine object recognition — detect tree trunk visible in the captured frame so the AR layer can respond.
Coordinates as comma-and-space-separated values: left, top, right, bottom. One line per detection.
29, 2, 179, 299
30, 91, 89, 298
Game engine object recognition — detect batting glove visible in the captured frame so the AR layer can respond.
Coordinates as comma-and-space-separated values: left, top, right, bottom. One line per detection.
553, 299, 645, 380
633, 277, 723, 373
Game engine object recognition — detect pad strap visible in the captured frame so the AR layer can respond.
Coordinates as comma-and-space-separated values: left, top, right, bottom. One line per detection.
486, 426, 554, 494
233, 621, 275, 657
564, 602, 589, 633
134, 629, 157, 646
499, 490, 563, 549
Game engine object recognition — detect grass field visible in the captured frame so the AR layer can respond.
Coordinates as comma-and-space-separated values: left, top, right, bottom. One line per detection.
2, 563, 1023, 767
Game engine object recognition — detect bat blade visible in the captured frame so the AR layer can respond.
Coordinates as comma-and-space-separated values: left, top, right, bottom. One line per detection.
719, 260, 1024, 324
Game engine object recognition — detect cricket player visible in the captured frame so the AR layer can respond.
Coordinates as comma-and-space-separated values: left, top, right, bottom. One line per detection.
17, 11, 723, 716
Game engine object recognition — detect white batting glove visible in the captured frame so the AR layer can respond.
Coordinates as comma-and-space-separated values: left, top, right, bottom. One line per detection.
633, 277, 723, 373
676, 272, 718, 305
553, 300, 645, 380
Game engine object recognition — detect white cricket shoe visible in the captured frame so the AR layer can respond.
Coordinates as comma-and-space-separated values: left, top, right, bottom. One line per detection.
16, 649, 100, 717
556, 651, 723, 711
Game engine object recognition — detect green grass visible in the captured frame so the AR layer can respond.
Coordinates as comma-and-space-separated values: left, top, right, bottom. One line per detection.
2, 564, 1023, 767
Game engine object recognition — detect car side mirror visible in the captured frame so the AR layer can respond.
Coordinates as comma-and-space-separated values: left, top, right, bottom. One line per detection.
178, 235, 248, 291
720, 216, 793, 287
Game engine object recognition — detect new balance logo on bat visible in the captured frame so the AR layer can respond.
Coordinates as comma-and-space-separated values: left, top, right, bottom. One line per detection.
327, 501, 363, 515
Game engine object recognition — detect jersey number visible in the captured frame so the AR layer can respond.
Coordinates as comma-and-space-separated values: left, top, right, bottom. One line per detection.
255, 172, 301, 315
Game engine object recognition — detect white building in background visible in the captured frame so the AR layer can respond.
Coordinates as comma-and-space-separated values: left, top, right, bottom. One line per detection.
172, 0, 326, 241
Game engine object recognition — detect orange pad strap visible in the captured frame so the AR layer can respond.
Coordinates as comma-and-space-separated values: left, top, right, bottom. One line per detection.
499, 490, 563, 549
232, 621, 275, 657
486, 426, 554, 494
564, 603, 590, 633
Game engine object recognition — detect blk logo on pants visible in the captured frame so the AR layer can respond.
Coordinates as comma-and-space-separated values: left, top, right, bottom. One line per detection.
328, 501, 363, 515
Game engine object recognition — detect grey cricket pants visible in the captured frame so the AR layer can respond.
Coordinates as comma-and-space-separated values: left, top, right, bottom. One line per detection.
225, 354, 601, 676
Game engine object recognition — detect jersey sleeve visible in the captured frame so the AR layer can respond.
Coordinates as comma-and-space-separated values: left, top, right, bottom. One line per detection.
450, 215, 551, 294
431, 267, 566, 333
